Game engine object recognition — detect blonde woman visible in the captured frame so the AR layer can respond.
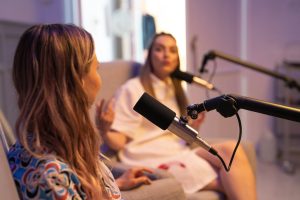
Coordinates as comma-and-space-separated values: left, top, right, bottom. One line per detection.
8, 24, 151, 200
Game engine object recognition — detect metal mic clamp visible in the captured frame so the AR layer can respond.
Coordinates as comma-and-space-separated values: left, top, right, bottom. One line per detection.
187, 95, 238, 119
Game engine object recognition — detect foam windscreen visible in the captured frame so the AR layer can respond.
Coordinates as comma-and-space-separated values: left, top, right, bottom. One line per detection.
133, 92, 176, 130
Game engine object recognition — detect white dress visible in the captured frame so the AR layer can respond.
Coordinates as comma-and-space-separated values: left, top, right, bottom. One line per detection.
111, 74, 217, 193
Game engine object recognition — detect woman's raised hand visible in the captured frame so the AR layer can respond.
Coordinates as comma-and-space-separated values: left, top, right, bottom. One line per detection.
95, 98, 115, 136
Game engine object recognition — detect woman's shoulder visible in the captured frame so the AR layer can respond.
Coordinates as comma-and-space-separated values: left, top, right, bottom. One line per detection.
115, 77, 144, 99
122, 77, 142, 90
7, 142, 86, 199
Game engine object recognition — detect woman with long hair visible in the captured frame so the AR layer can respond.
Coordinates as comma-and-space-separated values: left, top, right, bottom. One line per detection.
8, 24, 151, 200
100, 32, 257, 200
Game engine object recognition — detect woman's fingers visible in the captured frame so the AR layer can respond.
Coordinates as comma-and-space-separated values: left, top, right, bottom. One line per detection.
132, 176, 151, 186
130, 167, 154, 177
96, 99, 105, 113
116, 170, 152, 190
107, 97, 115, 110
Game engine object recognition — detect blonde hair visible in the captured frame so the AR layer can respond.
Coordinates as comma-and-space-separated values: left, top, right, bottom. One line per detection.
140, 32, 188, 115
13, 24, 106, 199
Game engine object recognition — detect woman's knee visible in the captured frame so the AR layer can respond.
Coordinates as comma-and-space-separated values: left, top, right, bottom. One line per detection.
201, 178, 224, 193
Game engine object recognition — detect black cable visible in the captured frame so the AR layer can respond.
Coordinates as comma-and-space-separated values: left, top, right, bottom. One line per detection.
210, 112, 242, 172
205, 60, 220, 98
208, 59, 217, 83
213, 88, 222, 95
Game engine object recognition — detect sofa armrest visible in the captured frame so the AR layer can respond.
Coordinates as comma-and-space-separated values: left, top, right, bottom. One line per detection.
108, 161, 174, 179
106, 161, 186, 200
121, 178, 186, 200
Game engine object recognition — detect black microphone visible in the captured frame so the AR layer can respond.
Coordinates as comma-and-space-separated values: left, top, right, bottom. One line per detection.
171, 69, 217, 91
133, 92, 217, 155
199, 51, 215, 73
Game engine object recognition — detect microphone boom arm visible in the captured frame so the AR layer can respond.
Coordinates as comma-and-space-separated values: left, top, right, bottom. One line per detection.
187, 94, 300, 123
202, 50, 300, 91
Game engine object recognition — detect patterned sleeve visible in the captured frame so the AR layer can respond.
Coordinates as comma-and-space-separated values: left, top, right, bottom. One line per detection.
99, 160, 122, 200
37, 160, 86, 199
11, 156, 86, 199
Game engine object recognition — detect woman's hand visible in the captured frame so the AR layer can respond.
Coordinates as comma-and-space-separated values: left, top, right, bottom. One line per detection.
95, 98, 128, 151
116, 167, 153, 190
189, 112, 205, 130
95, 98, 115, 136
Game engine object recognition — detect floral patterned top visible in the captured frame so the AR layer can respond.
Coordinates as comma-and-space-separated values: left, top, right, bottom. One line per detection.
7, 141, 122, 200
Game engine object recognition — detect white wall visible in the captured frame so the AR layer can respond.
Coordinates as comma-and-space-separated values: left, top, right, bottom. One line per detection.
0, 0, 66, 24
186, 0, 244, 140
186, 0, 300, 145
246, 0, 300, 143
81, 0, 114, 61
0, 0, 70, 130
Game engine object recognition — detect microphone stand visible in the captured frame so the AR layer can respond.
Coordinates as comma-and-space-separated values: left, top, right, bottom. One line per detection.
201, 50, 300, 92
187, 94, 300, 123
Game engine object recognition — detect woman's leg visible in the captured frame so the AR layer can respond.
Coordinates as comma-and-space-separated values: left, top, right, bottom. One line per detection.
196, 140, 257, 200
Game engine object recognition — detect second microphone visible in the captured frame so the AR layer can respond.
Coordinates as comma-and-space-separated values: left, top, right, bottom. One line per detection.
171, 69, 218, 91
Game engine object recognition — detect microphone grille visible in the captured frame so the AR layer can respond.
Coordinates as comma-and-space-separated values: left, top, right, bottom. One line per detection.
133, 92, 176, 130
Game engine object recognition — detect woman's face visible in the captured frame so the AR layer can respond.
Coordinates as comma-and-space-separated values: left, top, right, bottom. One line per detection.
151, 35, 179, 80
82, 54, 102, 106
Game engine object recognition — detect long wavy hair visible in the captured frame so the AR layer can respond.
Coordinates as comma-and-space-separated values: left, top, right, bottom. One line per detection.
140, 32, 188, 115
13, 24, 106, 199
